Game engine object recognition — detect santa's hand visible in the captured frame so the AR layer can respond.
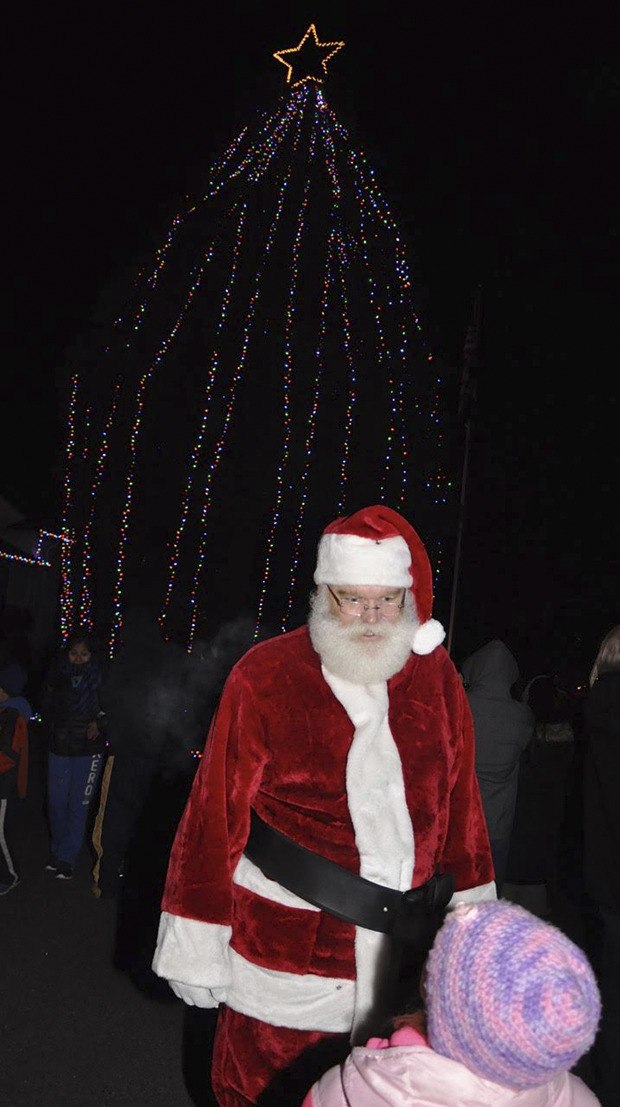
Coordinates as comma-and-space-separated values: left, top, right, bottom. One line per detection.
168, 979, 224, 1007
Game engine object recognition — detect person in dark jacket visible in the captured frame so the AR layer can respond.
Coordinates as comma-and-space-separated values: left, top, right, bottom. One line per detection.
0, 664, 33, 894
504, 672, 576, 919
91, 605, 186, 898
460, 640, 534, 895
41, 631, 106, 880
582, 624, 620, 1107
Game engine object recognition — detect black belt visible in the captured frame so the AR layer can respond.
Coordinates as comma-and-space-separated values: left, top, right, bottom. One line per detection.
245, 810, 454, 942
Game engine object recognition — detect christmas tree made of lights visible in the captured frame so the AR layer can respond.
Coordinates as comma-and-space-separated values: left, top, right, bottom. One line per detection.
59, 24, 452, 654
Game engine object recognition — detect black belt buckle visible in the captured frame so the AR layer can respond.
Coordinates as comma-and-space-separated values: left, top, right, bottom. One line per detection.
392, 872, 455, 946
425, 871, 455, 913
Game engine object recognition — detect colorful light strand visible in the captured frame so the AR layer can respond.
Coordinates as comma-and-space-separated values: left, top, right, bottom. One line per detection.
186, 157, 298, 649
58, 372, 79, 640
280, 229, 336, 628
160, 203, 248, 631
58, 65, 451, 652
0, 549, 51, 568
254, 115, 318, 633
108, 252, 213, 658
78, 378, 122, 632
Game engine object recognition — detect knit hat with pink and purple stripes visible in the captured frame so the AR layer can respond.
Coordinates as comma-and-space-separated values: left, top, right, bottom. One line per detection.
425, 899, 600, 1090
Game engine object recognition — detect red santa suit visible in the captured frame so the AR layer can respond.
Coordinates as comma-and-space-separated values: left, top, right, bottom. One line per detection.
153, 506, 495, 1105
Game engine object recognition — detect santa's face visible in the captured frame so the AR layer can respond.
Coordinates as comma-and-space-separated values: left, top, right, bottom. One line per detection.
308, 584, 416, 684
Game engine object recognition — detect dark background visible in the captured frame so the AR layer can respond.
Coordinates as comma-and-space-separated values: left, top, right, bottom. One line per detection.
5, 1, 618, 677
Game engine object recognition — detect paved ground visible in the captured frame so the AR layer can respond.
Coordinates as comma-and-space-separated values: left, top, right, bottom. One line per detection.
1, 726, 215, 1107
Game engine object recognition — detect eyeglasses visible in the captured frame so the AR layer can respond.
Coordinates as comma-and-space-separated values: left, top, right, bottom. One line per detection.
327, 585, 405, 617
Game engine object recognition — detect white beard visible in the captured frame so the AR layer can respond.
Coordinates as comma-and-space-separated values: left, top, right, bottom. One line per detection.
308, 588, 416, 684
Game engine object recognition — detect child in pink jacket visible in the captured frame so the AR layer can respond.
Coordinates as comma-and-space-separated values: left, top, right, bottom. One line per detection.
302, 899, 601, 1106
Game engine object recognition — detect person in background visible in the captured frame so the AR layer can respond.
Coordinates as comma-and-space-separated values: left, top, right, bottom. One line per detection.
92, 605, 185, 899
460, 639, 534, 895
152, 504, 495, 1106
302, 898, 601, 1106
504, 671, 575, 919
582, 625, 620, 1107
41, 631, 106, 880
109, 615, 268, 1008
0, 664, 33, 895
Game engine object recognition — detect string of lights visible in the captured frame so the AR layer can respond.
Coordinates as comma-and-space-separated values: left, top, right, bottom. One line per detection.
315, 104, 356, 513
59, 55, 450, 653
0, 549, 51, 569
160, 203, 248, 632
186, 155, 299, 649
108, 250, 214, 657
59, 372, 79, 640
280, 229, 335, 630
78, 379, 122, 631
254, 114, 318, 633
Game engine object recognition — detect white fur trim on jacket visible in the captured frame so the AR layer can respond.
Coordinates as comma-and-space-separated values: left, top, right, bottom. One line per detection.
152, 701, 416, 1037
314, 534, 413, 588
152, 877, 498, 1025
153, 904, 356, 1028
226, 950, 355, 1030
233, 853, 321, 910
152, 831, 495, 1028
322, 667, 415, 1038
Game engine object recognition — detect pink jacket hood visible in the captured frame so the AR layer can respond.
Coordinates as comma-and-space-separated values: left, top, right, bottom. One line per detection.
303, 1040, 600, 1107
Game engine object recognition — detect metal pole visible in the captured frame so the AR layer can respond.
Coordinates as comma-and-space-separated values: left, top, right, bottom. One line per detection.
446, 415, 472, 655
446, 288, 482, 656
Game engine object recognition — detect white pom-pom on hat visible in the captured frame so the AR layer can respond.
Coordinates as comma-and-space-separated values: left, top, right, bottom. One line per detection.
314, 505, 445, 656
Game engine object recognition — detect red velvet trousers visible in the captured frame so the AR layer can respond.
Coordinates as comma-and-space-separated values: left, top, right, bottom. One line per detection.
211, 1006, 349, 1106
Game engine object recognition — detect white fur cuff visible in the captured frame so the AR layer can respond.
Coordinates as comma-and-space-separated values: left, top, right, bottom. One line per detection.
152, 912, 232, 990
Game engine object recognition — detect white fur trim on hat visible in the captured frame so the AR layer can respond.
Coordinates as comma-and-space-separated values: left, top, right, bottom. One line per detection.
314, 534, 413, 588
411, 618, 445, 655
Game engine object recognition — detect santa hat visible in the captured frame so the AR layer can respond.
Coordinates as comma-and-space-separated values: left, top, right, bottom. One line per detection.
313, 505, 445, 655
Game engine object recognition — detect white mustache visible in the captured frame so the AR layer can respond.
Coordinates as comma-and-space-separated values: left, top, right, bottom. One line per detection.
308, 588, 415, 684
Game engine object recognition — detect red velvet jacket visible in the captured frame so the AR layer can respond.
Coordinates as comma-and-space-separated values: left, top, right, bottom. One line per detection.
160, 627, 493, 988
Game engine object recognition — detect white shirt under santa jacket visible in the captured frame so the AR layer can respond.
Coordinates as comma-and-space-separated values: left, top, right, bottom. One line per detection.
153, 626, 496, 1035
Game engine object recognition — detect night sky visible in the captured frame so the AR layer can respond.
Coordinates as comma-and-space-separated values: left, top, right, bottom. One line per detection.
5, 1, 618, 676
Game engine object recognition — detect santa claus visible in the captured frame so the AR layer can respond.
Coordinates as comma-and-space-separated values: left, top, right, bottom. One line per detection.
152, 505, 496, 1105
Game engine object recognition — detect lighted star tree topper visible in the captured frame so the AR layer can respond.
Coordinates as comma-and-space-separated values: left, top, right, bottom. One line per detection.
57, 25, 452, 655
273, 23, 345, 86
